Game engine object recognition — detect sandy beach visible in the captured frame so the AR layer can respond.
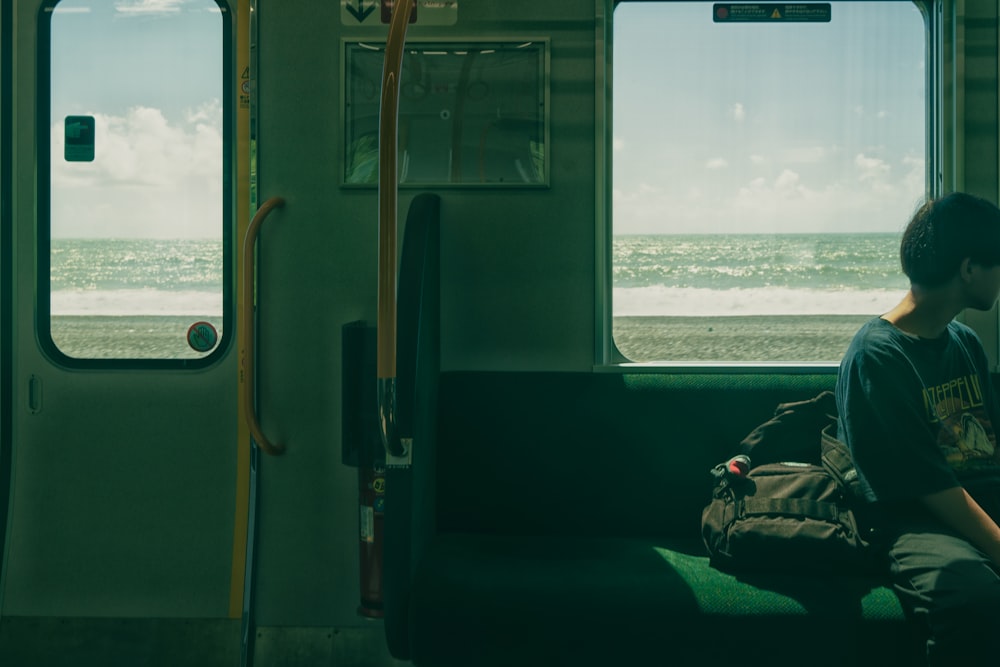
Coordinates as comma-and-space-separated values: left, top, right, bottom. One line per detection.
48, 314, 871, 364
613, 315, 873, 363
50, 316, 223, 360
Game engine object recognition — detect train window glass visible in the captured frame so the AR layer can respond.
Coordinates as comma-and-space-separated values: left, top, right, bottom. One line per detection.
344, 41, 548, 187
612, 1, 925, 363
42, 0, 228, 363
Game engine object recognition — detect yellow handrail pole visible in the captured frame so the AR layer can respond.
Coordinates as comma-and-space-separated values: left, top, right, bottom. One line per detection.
377, 0, 415, 459
240, 196, 287, 457
230, 0, 252, 619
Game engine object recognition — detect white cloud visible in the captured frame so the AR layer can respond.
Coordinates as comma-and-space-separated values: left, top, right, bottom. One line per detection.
613, 137, 625, 151
744, 176, 767, 192
706, 157, 728, 169
855, 153, 891, 187
613, 148, 924, 235
735, 170, 802, 203
900, 154, 925, 199
774, 169, 801, 191
115, 0, 186, 14
50, 101, 222, 238
730, 103, 745, 122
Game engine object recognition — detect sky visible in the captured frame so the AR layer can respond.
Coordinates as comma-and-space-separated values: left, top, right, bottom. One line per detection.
49, 0, 222, 239
613, 1, 927, 235
46, 1, 928, 238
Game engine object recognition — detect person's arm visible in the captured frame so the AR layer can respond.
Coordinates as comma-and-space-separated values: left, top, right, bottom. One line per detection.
922, 486, 1000, 566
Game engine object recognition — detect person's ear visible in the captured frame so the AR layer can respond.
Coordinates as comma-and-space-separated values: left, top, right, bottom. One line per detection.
959, 257, 975, 283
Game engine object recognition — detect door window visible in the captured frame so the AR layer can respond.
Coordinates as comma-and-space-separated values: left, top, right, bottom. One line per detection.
42, 0, 230, 365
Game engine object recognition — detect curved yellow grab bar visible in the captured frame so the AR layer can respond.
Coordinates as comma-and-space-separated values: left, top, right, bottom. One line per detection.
377, 0, 415, 460
240, 196, 286, 456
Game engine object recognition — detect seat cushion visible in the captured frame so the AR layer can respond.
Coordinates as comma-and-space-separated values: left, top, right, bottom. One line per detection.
408, 533, 919, 667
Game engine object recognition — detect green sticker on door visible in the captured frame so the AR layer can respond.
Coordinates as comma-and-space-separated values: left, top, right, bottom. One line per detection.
64, 115, 95, 162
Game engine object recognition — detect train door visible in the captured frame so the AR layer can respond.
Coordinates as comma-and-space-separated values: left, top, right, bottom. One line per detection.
2, 0, 248, 659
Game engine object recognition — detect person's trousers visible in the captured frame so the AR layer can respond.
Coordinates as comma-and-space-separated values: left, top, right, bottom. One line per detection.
887, 524, 1000, 666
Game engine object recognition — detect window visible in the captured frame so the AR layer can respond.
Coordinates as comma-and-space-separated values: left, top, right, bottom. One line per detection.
612, 1, 926, 363
41, 0, 230, 364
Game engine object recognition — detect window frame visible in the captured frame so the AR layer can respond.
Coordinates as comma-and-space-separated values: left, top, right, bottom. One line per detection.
600, 0, 936, 370
36, 0, 235, 370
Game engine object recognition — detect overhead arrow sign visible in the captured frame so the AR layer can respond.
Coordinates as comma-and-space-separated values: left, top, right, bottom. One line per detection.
342, 0, 456, 26
345, 0, 375, 23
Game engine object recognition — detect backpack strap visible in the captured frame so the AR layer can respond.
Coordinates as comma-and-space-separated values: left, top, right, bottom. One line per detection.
738, 497, 843, 522
738, 391, 837, 466
819, 424, 864, 501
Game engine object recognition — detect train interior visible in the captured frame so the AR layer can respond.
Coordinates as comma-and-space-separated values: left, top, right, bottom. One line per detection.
2, 0, 1000, 665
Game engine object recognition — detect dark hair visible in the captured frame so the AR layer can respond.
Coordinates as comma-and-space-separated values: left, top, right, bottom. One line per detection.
900, 192, 1000, 288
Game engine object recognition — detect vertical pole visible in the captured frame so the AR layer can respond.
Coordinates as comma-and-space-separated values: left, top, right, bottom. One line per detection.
377, 0, 415, 458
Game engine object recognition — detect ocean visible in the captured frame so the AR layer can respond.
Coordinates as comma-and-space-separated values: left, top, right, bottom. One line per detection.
614, 233, 905, 317
51, 238, 223, 316
50, 238, 223, 359
613, 233, 904, 362
47, 234, 903, 361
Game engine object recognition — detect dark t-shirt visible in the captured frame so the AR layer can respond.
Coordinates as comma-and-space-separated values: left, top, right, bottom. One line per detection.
836, 317, 1000, 521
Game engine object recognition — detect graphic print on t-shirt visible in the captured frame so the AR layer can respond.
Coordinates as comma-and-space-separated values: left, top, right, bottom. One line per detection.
924, 373, 999, 469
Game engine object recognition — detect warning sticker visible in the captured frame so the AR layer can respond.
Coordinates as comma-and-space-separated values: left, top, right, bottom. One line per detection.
64, 116, 95, 162
187, 321, 219, 353
713, 3, 831, 23
361, 505, 375, 543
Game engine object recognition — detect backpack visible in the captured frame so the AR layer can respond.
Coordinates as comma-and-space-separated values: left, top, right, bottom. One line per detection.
701, 391, 876, 574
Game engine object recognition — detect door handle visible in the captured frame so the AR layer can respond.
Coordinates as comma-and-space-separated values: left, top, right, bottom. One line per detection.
240, 197, 286, 456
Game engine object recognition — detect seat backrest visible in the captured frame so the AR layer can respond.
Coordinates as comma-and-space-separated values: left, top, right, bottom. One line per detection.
433, 371, 837, 538
384, 192, 441, 659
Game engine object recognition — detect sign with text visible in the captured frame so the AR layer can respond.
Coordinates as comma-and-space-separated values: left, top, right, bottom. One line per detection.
713, 4, 831, 23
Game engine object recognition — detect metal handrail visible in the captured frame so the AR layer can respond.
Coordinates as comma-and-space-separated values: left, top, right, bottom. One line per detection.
240, 196, 286, 456
377, 0, 416, 460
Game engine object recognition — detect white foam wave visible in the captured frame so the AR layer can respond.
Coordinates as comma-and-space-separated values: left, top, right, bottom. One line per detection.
51, 289, 222, 316
53, 286, 902, 318
614, 286, 903, 317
